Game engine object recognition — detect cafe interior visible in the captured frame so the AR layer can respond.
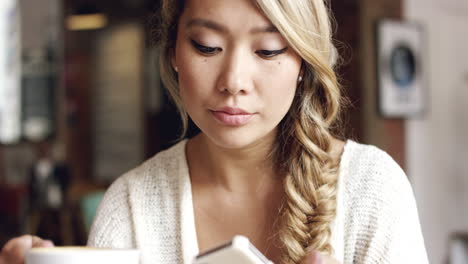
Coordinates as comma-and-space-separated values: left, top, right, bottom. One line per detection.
0, 0, 467, 263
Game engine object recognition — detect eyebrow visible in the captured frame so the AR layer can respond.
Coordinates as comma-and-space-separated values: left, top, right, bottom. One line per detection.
185, 18, 279, 34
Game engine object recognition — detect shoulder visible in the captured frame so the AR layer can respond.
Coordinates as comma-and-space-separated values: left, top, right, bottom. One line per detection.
95, 139, 188, 219
338, 140, 417, 236
88, 140, 189, 248
131, 139, 188, 178
341, 140, 401, 172
337, 142, 428, 263
108, 139, 188, 192
340, 140, 410, 194
338, 140, 416, 229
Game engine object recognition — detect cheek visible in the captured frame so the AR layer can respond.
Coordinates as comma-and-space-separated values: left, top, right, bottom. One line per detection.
176, 48, 211, 103
264, 81, 296, 116
260, 62, 299, 116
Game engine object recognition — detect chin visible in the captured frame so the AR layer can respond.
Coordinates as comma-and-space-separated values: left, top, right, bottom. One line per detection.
201, 126, 275, 151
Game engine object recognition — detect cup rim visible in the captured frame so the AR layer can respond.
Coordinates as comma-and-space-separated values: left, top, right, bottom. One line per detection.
28, 246, 139, 254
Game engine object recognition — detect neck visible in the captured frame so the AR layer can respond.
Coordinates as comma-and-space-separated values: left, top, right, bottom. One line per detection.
187, 133, 281, 194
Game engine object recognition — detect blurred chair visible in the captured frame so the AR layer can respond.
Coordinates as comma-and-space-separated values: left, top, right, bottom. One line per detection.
79, 191, 105, 234
67, 185, 106, 245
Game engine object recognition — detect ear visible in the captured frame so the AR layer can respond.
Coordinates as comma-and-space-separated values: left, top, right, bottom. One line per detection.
299, 60, 305, 78
171, 48, 178, 72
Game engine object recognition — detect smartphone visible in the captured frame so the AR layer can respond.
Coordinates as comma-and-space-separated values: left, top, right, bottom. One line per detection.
193, 235, 274, 264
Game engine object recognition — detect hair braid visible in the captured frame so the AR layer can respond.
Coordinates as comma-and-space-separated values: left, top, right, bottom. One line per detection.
277, 98, 340, 264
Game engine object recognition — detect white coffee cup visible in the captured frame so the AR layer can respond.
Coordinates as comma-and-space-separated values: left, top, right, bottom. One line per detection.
26, 246, 139, 264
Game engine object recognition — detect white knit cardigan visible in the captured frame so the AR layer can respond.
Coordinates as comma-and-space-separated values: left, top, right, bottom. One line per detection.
88, 140, 429, 264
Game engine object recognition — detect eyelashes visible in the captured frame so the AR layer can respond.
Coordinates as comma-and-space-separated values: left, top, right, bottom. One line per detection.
255, 47, 288, 58
190, 39, 288, 58
191, 40, 221, 55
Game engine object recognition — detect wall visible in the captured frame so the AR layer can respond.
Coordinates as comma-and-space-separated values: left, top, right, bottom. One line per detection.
20, 0, 60, 51
404, 0, 468, 263
360, 0, 407, 168
92, 22, 144, 182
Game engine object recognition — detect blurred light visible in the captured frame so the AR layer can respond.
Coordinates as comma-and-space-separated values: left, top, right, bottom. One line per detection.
67, 13, 108, 31
0, 0, 22, 144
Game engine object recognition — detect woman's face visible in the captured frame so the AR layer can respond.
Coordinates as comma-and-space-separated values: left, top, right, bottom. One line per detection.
173, 0, 302, 149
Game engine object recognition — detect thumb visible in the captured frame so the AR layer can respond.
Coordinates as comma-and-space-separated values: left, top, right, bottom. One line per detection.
302, 250, 341, 264
301, 250, 323, 264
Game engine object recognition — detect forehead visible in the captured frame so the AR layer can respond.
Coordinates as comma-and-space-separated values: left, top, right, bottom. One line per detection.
181, 0, 272, 31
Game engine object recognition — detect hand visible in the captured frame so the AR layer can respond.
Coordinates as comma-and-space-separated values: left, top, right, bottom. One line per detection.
300, 250, 341, 264
0, 235, 54, 264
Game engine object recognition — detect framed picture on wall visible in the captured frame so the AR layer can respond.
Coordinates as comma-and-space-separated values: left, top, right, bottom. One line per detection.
376, 20, 427, 118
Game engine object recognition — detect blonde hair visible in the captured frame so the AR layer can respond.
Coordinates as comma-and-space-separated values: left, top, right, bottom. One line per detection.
155, 0, 343, 263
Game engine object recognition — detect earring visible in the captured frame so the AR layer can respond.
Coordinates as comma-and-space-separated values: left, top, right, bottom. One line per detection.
174, 66, 178, 72
298, 75, 303, 82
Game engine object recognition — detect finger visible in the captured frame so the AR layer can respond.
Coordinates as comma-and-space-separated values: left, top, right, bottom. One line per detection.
0, 235, 54, 264
300, 250, 322, 264
2, 235, 33, 255
37, 240, 54, 248
1, 235, 34, 264
31, 236, 54, 248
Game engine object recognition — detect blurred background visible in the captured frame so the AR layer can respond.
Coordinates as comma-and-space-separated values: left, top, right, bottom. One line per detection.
0, 0, 466, 263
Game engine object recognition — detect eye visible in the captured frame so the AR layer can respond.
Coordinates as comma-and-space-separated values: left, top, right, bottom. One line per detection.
256, 47, 288, 58
191, 40, 222, 55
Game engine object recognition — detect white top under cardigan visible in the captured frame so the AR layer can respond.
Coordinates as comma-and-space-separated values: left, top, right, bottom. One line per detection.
88, 139, 429, 264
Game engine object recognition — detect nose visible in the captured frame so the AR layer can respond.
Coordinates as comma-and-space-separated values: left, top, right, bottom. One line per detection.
217, 48, 253, 95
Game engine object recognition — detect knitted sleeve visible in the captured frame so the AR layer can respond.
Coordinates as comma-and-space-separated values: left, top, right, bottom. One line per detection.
87, 174, 136, 249
342, 145, 429, 263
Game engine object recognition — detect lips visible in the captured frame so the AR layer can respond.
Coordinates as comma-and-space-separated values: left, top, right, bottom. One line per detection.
210, 107, 255, 126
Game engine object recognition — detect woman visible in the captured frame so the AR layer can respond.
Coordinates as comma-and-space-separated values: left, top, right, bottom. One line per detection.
0, 0, 429, 263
